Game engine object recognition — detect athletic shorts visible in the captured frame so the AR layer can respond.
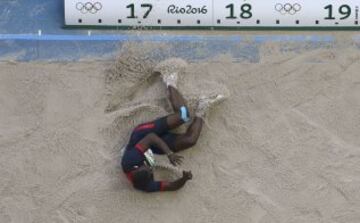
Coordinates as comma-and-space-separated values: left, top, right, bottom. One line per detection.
127, 116, 179, 154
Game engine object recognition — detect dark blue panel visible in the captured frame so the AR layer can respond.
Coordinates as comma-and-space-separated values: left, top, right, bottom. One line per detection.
0, 39, 38, 60
0, 0, 62, 34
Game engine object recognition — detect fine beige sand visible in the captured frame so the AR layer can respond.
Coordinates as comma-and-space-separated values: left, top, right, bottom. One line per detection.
1, 41, 360, 223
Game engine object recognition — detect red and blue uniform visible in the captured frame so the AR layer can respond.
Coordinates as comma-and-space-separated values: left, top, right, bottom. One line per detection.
121, 116, 178, 192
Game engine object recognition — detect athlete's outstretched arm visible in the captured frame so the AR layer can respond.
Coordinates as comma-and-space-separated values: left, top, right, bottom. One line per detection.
137, 133, 183, 166
162, 171, 193, 191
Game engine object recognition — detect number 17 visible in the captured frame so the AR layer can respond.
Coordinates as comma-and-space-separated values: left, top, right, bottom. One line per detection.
126, 3, 153, 19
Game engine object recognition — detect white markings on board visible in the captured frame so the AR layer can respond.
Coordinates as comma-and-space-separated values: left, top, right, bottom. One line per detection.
64, 0, 360, 27
76, 2, 103, 14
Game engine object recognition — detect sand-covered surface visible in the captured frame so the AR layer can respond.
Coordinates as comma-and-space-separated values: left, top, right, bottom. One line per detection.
1, 42, 360, 223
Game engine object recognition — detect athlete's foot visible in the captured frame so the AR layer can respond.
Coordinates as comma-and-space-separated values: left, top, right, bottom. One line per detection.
153, 58, 188, 88
163, 72, 178, 88
195, 94, 227, 118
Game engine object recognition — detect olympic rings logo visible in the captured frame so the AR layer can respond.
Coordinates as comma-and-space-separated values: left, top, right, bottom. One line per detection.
76, 2, 103, 14
275, 3, 301, 15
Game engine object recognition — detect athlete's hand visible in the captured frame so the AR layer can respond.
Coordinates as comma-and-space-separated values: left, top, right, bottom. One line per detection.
182, 171, 193, 180
167, 153, 183, 166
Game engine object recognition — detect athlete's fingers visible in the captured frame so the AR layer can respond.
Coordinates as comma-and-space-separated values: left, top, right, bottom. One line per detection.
169, 154, 184, 166
174, 159, 181, 166
176, 157, 182, 164
175, 156, 183, 163
170, 158, 178, 166
188, 172, 193, 179
176, 157, 183, 165
175, 157, 182, 164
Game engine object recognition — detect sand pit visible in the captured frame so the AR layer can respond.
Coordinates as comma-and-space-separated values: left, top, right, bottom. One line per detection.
1, 41, 360, 223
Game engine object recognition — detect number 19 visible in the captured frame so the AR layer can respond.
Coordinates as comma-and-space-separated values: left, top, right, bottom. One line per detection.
324, 4, 351, 20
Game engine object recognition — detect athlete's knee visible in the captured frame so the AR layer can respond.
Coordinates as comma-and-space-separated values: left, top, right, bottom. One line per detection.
183, 134, 197, 147
179, 106, 190, 123
147, 132, 156, 137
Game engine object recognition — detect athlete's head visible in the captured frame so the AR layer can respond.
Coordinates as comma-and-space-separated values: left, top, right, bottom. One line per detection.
132, 166, 152, 189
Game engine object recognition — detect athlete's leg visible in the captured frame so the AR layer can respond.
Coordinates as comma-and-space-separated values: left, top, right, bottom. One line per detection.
164, 113, 185, 130
168, 86, 188, 112
161, 86, 191, 130
171, 117, 203, 152
130, 87, 190, 143
151, 117, 203, 154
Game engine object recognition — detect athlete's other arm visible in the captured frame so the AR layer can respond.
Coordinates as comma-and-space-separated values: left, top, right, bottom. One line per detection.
137, 133, 183, 166
161, 171, 193, 191
142, 170, 193, 192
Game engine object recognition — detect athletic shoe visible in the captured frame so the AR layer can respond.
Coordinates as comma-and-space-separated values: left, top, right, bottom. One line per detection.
196, 94, 227, 118
153, 58, 187, 88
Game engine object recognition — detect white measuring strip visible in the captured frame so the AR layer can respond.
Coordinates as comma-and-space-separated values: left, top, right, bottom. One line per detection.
64, 0, 360, 28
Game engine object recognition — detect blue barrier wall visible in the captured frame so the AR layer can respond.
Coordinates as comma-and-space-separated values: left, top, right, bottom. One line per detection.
0, 1, 65, 34
1, 0, 359, 61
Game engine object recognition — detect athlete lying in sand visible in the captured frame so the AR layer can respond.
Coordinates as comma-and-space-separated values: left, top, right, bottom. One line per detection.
121, 60, 226, 192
